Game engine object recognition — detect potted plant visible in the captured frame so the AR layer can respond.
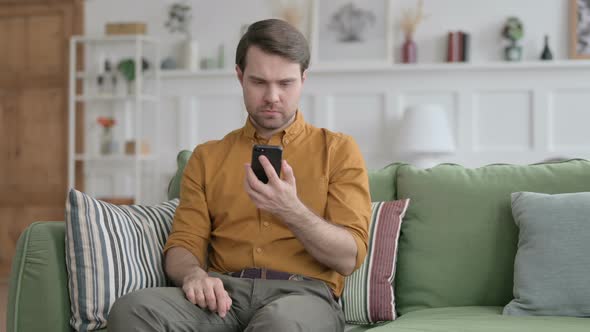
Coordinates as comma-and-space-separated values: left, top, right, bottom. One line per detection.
502, 17, 524, 61
97, 116, 116, 155
117, 57, 150, 95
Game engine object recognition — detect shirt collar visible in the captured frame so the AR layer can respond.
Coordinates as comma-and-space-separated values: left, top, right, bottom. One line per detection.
242, 110, 305, 145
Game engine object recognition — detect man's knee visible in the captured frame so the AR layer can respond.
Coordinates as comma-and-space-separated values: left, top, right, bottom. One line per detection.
248, 296, 344, 332
250, 306, 303, 331
108, 289, 162, 331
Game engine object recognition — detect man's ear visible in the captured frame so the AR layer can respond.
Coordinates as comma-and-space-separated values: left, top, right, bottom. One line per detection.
301, 69, 307, 84
236, 65, 244, 86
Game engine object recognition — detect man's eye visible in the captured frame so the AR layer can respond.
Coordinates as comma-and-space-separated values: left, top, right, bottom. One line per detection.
280, 82, 292, 87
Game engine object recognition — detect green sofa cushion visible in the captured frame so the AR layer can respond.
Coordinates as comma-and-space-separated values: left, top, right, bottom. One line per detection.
394, 160, 590, 316
503, 191, 590, 317
167, 149, 192, 200
7, 222, 71, 332
367, 307, 590, 331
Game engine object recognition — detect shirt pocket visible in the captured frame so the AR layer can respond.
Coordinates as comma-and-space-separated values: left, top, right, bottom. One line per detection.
296, 176, 328, 217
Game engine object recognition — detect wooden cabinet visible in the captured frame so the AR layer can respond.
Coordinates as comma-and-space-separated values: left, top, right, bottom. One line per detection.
0, 0, 83, 279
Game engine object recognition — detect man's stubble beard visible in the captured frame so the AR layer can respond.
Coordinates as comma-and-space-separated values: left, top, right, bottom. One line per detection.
249, 105, 296, 131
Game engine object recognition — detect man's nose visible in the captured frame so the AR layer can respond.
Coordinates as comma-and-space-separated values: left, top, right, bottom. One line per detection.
264, 85, 280, 104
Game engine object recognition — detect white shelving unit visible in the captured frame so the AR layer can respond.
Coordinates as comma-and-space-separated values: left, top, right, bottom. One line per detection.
68, 35, 161, 204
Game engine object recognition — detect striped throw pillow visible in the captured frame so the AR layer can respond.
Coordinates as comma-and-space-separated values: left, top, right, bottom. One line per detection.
65, 189, 178, 331
341, 199, 410, 324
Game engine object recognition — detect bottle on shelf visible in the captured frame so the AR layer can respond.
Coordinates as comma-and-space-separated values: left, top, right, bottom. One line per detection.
540, 35, 553, 61
109, 59, 120, 95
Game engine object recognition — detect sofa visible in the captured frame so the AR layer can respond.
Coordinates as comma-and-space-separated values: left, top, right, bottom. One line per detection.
7, 151, 590, 332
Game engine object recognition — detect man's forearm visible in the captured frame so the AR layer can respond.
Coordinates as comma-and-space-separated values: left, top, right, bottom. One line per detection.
164, 246, 208, 286
279, 201, 358, 276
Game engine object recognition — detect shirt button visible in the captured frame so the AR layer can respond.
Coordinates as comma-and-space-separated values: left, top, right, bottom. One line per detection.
263, 221, 269, 227
256, 247, 263, 253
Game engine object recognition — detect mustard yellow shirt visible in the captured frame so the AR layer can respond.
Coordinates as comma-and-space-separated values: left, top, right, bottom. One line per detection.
163, 111, 371, 296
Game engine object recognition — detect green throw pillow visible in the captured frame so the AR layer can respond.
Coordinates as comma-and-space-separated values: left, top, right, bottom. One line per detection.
503, 191, 590, 317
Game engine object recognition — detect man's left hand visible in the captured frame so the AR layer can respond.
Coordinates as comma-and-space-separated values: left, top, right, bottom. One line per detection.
244, 156, 301, 217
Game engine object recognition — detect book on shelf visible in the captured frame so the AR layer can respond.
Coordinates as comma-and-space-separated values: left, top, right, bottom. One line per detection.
446, 31, 471, 62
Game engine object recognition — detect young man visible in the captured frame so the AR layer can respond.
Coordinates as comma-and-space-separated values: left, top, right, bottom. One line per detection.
108, 19, 371, 331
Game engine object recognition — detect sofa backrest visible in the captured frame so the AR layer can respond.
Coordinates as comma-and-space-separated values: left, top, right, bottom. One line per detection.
8, 222, 71, 332
168, 150, 192, 200
168, 150, 404, 202
367, 163, 404, 201
394, 160, 590, 316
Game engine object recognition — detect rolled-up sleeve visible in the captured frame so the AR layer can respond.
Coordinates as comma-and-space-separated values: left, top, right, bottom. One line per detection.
325, 135, 371, 270
163, 146, 210, 266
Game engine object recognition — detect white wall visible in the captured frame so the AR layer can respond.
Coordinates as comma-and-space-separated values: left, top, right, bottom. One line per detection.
80, 0, 590, 204
85, 0, 571, 66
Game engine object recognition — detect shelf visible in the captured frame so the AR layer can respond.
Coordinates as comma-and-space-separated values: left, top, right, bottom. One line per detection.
72, 35, 158, 44
76, 70, 159, 80
161, 68, 234, 78
75, 154, 157, 162
69, 34, 161, 205
160, 60, 590, 79
75, 94, 159, 102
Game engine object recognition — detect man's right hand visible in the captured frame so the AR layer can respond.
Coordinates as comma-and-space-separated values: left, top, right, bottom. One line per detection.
182, 269, 232, 318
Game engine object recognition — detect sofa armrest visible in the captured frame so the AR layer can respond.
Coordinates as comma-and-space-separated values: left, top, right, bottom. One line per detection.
7, 221, 72, 332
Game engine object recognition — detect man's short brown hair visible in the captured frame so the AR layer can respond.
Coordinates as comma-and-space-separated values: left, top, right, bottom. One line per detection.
236, 19, 310, 75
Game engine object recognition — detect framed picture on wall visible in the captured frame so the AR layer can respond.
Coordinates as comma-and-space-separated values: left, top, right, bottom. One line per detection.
570, 0, 590, 59
310, 0, 393, 67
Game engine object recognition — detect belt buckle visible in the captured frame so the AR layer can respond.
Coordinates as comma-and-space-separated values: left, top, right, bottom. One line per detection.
288, 274, 305, 281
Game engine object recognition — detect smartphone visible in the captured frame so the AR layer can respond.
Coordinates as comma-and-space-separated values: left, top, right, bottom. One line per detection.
251, 145, 283, 184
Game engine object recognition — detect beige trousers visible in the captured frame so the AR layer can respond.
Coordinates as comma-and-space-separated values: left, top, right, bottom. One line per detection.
108, 272, 344, 332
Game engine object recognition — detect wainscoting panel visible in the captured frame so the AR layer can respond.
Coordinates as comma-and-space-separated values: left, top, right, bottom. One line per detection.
473, 91, 533, 152
158, 63, 590, 169
330, 93, 387, 157
549, 89, 590, 152
84, 63, 590, 204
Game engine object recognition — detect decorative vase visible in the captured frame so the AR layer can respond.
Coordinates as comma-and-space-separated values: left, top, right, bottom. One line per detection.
126, 81, 136, 95
100, 127, 115, 155
402, 36, 417, 64
540, 35, 553, 60
505, 42, 522, 61
181, 39, 200, 71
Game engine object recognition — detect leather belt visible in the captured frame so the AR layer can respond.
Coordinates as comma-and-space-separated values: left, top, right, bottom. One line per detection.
225, 268, 339, 301
226, 268, 313, 281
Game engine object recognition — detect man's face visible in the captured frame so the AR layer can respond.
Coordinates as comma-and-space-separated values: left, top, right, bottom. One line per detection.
237, 46, 306, 138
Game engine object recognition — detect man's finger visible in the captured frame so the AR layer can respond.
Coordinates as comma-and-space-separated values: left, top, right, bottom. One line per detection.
194, 288, 206, 308
203, 286, 217, 312
225, 291, 232, 311
258, 155, 280, 183
184, 286, 196, 304
213, 284, 230, 318
244, 163, 268, 195
282, 160, 296, 186
246, 186, 266, 206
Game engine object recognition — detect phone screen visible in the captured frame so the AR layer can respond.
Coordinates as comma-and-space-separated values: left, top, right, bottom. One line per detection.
251, 145, 283, 184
